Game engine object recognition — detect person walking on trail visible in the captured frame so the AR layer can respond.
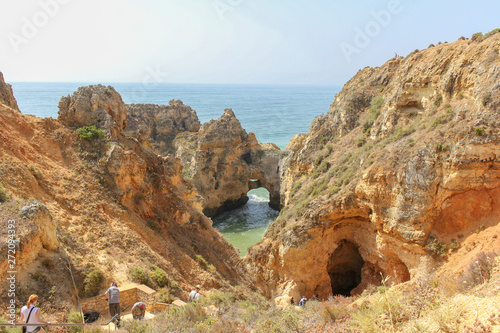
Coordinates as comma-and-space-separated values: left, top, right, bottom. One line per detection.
131, 302, 146, 320
104, 282, 121, 328
188, 285, 201, 302
299, 296, 307, 306
20, 294, 51, 333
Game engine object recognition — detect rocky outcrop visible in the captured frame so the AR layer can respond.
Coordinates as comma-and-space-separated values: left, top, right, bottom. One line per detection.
125, 102, 283, 217
0, 82, 248, 310
125, 100, 201, 155
58, 85, 127, 139
0, 201, 58, 278
248, 32, 500, 301
175, 108, 282, 216
0, 71, 19, 110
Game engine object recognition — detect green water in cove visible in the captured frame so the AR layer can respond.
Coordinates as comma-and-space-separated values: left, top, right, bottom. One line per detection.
12, 83, 339, 257
212, 188, 279, 256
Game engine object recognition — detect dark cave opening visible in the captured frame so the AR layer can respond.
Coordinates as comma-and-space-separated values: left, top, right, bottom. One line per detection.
327, 239, 364, 296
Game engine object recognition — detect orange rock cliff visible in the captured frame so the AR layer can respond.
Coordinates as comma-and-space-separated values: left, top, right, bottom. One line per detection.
0, 31, 499, 316
247, 33, 500, 300
0, 80, 247, 314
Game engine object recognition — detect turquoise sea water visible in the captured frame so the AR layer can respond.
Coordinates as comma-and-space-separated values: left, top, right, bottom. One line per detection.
11, 82, 339, 255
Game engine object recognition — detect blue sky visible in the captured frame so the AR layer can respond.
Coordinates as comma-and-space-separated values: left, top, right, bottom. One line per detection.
0, 0, 498, 85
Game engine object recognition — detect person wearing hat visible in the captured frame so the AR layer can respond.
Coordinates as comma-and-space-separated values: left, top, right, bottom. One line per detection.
188, 285, 201, 303
131, 302, 146, 320
104, 282, 121, 327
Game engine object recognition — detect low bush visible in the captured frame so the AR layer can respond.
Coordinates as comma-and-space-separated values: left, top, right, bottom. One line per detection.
129, 267, 151, 287
195, 254, 208, 270
77, 126, 105, 141
0, 185, 8, 203
474, 127, 485, 136
82, 267, 103, 297
68, 311, 83, 333
149, 266, 169, 288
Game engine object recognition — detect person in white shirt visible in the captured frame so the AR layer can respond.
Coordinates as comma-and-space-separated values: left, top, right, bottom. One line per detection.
20, 294, 51, 333
188, 285, 201, 302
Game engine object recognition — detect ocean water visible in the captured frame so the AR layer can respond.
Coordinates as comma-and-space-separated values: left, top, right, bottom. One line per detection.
11, 82, 339, 255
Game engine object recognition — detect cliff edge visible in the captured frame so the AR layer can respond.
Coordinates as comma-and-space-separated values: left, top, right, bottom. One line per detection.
248, 31, 500, 300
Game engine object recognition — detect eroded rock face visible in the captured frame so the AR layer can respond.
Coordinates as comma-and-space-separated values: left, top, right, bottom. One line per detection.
248, 33, 500, 301
0, 72, 19, 110
125, 103, 283, 217
175, 108, 282, 216
125, 100, 201, 154
58, 85, 127, 138
0, 82, 247, 300
0, 201, 58, 277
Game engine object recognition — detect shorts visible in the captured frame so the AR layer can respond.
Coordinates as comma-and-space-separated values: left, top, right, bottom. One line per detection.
32, 327, 42, 333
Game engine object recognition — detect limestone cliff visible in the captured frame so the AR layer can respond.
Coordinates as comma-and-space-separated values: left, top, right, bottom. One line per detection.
125, 100, 201, 155
0, 78, 247, 314
126, 103, 283, 217
175, 108, 282, 216
0, 72, 19, 111
58, 85, 127, 139
248, 31, 500, 301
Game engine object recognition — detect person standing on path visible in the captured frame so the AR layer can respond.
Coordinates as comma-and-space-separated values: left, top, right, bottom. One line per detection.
188, 285, 201, 303
104, 282, 121, 328
20, 294, 51, 333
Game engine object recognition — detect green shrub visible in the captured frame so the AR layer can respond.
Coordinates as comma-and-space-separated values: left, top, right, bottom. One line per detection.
472, 32, 484, 41
482, 92, 492, 106
0, 185, 8, 203
407, 138, 415, 147
158, 287, 175, 304
68, 311, 83, 333
129, 267, 151, 286
357, 137, 366, 147
474, 127, 485, 136
369, 96, 384, 116
77, 126, 105, 141
195, 254, 208, 270
425, 237, 447, 258
149, 266, 169, 288
83, 267, 103, 297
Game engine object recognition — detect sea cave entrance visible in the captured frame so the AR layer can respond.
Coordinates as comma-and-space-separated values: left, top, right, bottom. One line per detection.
212, 188, 279, 256
327, 239, 364, 296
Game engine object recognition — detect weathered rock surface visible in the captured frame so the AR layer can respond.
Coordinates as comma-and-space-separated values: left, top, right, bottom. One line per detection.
248, 32, 500, 301
0, 201, 58, 277
125, 103, 283, 216
125, 100, 201, 155
0, 79, 248, 309
58, 85, 127, 138
0, 71, 19, 110
175, 108, 282, 216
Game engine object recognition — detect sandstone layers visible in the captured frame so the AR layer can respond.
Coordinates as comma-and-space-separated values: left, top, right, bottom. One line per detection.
248, 33, 500, 300
0, 78, 246, 308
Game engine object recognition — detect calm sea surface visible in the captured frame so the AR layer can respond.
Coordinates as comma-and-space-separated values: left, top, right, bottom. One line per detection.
11, 82, 339, 256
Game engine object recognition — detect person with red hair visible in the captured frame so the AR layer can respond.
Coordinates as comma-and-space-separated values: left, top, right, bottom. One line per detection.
20, 295, 51, 333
